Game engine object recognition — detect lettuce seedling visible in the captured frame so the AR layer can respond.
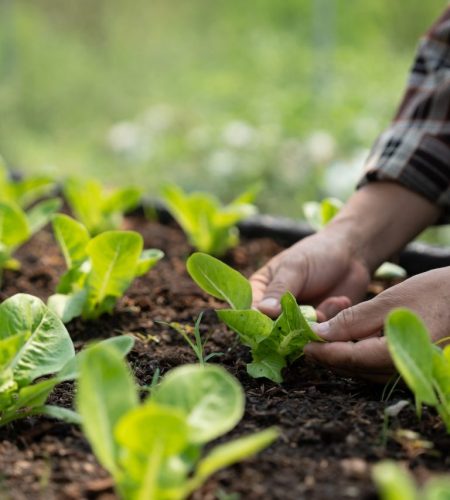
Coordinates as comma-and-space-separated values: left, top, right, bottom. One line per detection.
64, 178, 141, 235
385, 308, 450, 431
0, 157, 56, 209
76, 343, 278, 500
48, 214, 163, 322
0, 293, 134, 426
373, 460, 450, 500
186, 252, 320, 383
162, 184, 258, 256
0, 198, 61, 284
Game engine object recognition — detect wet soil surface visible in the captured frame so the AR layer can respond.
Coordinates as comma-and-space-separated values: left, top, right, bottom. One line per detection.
0, 217, 449, 500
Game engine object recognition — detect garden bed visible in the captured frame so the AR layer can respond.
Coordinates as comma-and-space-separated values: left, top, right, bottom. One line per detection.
0, 215, 449, 500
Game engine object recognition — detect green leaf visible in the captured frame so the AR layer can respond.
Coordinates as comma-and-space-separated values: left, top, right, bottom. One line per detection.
187, 253, 252, 310
32, 405, 82, 425
27, 198, 62, 235
115, 403, 188, 457
303, 198, 343, 230
0, 294, 75, 387
217, 309, 273, 349
192, 428, 278, 490
85, 230, 143, 313
136, 249, 164, 277
374, 262, 407, 280
0, 202, 30, 247
385, 308, 438, 406
8, 378, 59, 412
64, 178, 104, 234
372, 461, 418, 500
52, 214, 90, 268
102, 186, 141, 214
152, 364, 244, 444
0, 332, 27, 370
247, 353, 286, 383
13, 176, 55, 208
76, 343, 139, 474
47, 290, 88, 323
423, 478, 450, 500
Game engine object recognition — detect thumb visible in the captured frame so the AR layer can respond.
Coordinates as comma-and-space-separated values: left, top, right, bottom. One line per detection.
253, 261, 305, 317
311, 299, 386, 342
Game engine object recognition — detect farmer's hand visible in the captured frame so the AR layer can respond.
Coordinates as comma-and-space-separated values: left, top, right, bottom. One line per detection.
250, 182, 441, 319
249, 226, 369, 318
304, 267, 450, 382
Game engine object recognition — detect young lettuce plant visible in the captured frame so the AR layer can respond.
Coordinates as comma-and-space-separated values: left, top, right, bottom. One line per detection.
64, 178, 141, 235
373, 460, 450, 500
303, 197, 406, 280
385, 308, 450, 431
0, 157, 56, 209
76, 343, 278, 500
161, 184, 258, 256
48, 214, 163, 322
186, 252, 319, 383
0, 198, 61, 284
0, 293, 134, 426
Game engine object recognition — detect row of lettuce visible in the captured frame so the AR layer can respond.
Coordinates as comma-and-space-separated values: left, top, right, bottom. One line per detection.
0, 163, 449, 498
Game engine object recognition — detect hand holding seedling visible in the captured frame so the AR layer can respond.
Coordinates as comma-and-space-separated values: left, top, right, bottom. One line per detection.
305, 267, 450, 381
251, 182, 443, 378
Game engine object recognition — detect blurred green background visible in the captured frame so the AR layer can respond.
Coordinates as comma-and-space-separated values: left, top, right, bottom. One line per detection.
0, 0, 447, 220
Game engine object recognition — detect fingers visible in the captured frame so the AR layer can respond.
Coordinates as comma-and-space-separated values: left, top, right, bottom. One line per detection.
311, 296, 392, 342
304, 337, 394, 380
250, 256, 305, 317
317, 296, 351, 320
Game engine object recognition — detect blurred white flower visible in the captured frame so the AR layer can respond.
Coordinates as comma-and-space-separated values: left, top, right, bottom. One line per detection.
142, 104, 175, 133
305, 130, 336, 165
107, 121, 141, 154
207, 149, 239, 176
322, 148, 369, 198
222, 120, 256, 148
186, 126, 211, 149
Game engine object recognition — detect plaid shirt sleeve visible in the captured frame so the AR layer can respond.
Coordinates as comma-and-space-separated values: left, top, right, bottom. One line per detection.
358, 7, 450, 221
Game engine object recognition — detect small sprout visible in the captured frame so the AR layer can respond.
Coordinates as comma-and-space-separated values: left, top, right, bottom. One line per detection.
187, 253, 320, 383
385, 308, 450, 432
48, 214, 164, 322
64, 177, 141, 235
163, 312, 224, 365
76, 346, 278, 500
161, 184, 258, 256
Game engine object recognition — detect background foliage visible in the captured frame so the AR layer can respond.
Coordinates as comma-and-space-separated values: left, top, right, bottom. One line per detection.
0, 0, 446, 218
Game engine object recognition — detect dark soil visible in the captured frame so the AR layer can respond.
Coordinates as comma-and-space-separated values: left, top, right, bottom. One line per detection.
0, 217, 449, 500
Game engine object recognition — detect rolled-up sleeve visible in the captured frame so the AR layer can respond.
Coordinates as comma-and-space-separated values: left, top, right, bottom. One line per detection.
358, 7, 450, 221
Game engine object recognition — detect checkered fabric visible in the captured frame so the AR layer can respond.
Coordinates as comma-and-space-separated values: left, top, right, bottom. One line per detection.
358, 7, 450, 221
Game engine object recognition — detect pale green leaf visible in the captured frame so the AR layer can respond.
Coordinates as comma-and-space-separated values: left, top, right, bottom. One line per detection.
187, 253, 252, 310
0, 294, 75, 387
217, 309, 273, 349
385, 308, 437, 406
0, 202, 30, 247
52, 213, 90, 267
152, 364, 244, 444
27, 198, 62, 235
372, 461, 418, 500
76, 343, 139, 474
374, 262, 407, 280
47, 290, 88, 323
86, 230, 143, 310
247, 353, 286, 383
136, 249, 164, 276
192, 428, 278, 489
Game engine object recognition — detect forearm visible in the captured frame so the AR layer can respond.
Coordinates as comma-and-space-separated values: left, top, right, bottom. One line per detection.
323, 182, 441, 272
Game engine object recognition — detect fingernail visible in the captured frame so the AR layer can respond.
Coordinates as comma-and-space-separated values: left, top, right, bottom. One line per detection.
259, 298, 279, 309
311, 321, 330, 337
